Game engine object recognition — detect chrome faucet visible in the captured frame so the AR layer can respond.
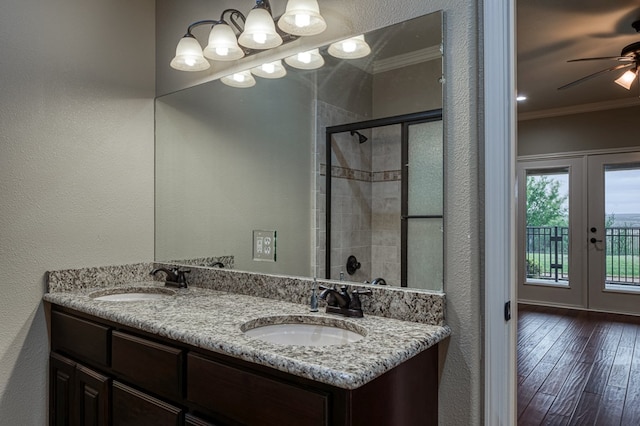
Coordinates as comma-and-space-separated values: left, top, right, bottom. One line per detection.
319, 285, 371, 317
150, 267, 190, 288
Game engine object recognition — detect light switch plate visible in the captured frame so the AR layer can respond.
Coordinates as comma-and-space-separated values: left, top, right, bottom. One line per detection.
253, 230, 276, 262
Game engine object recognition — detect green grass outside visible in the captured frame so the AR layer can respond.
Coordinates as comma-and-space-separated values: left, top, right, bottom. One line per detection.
526, 253, 640, 279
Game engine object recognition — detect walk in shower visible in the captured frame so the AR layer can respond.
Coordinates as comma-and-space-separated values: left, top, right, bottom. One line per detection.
321, 110, 443, 289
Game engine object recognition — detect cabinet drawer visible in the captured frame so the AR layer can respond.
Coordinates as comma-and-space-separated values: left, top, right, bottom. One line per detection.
187, 353, 328, 426
112, 381, 182, 426
51, 310, 110, 368
111, 331, 183, 400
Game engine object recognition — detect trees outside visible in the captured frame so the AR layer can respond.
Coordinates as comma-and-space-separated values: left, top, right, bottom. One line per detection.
526, 175, 568, 227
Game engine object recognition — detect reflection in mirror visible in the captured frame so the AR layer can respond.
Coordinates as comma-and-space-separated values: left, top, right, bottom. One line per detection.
155, 11, 443, 290
324, 111, 443, 290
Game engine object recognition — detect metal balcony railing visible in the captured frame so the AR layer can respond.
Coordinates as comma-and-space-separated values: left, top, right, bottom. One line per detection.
526, 226, 640, 286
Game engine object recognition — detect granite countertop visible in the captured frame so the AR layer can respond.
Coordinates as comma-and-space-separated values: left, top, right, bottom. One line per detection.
44, 282, 450, 390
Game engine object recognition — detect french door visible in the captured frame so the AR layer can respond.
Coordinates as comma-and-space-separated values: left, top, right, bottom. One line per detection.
518, 152, 640, 315
517, 157, 586, 308
587, 153, 640, 315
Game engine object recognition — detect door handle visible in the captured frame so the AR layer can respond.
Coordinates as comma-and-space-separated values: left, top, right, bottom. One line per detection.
590, 237, 603, 243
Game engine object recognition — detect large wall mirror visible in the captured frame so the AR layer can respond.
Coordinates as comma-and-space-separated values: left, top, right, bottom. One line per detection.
155, 10, 443, 290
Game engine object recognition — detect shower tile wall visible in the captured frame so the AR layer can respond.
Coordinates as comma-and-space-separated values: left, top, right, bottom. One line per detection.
315, 101, 371, 282
315, 102, 404, 286
371, 125, 401, 285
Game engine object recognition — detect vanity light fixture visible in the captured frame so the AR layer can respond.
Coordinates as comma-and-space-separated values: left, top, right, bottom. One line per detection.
238, 6, 282, 49
251, 60, 287, 78
221, 70, 257, 88
284, 48, 325, 69
203, 23, 245, 61
277, 0, 327, 36
614, 68, 637, 90
170, 0, 327, 72
328, 35, 371, 59
170, 36, 212, 71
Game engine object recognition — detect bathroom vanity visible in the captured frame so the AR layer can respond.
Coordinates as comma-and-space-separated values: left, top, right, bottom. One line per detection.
44, 266, 449, 426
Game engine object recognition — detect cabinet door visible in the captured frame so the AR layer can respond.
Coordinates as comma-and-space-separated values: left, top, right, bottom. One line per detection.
50, 353, 76, 426
112, 381, 182, 426
76, 365, 110, 426
187, 353, 328, 426
111, 331, 183, 401
51, 311, 110, 368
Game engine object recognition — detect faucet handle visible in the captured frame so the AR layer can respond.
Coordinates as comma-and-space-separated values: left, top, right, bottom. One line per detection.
174, 268, 190, 285
350, 289, 372, 310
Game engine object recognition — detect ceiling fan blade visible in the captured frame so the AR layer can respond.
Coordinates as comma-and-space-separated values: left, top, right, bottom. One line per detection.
568, 56, 632, 62
558, 63, 634, 90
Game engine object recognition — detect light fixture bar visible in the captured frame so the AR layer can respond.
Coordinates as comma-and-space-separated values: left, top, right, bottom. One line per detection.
170, 0, 327, 73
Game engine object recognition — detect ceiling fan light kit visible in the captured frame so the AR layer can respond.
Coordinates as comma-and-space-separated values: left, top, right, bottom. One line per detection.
558, 20, 640, 91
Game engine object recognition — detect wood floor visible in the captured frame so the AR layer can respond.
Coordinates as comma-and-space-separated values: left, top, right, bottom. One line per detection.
518, 304, 640, 425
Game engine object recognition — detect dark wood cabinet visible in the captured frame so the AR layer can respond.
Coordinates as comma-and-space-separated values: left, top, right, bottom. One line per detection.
50, 353, 76, 426
49, 353, 110, 426
51, 310, 110, 369
76, 364, 110, 426
48, 305, 439, 426
112, 381, 182, 426
111, 330, 184, 401
188, 353, 329, 426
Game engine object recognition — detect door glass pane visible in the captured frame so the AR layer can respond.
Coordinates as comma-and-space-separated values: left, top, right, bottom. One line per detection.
406, 218, 442, 290
604, 163, 640, 291
525, 169, 569, 286
408, 120, 443, 216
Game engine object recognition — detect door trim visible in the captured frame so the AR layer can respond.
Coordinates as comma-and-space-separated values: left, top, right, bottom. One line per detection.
484, 0, 517, 423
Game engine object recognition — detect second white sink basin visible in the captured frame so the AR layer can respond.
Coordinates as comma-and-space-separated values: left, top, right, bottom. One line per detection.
243, 317, 365, 346
90, 287, 175, 302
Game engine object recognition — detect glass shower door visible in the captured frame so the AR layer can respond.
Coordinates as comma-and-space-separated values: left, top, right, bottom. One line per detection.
403, 119, 443, 290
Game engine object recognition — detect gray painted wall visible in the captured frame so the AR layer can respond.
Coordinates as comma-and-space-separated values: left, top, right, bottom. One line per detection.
155, 76, 313, 276
156, 1, 482, 425
373, 59, 443, 117
518, 106, 640, 156
0, 0, 155, 422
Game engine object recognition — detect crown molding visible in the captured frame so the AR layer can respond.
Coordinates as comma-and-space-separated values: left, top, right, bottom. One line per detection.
518, 97, 640, 121
372, 45, 442, 75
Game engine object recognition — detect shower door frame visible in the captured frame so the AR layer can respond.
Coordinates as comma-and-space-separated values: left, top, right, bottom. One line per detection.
325, 108, 443, 286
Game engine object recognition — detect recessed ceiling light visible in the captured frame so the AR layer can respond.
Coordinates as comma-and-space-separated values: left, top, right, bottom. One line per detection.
516, 95, 527, 102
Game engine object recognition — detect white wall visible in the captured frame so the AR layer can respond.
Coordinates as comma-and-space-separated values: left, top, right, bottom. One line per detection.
156, 1, 482, 424
0, 0, 155, 423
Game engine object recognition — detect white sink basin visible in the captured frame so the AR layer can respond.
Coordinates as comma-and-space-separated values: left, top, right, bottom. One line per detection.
243, 317, 365, 346
90, 287, 175, 302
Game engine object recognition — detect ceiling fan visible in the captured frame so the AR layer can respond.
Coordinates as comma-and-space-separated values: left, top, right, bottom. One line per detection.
558, 20, 640, 91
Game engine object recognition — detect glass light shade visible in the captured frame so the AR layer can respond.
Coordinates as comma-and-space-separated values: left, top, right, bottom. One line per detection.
221, 70, 256, 88
614, 69, 637, 90
238, 8, 283, 49
277, 0, 327, 36
251, 60, 287, 79
203, 24, 245, 61
170, 36, 210, 71
284, 48, 324, 69
328, 35, 371, 59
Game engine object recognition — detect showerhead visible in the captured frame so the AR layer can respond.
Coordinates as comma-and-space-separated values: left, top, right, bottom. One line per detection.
350, 130, 368, 144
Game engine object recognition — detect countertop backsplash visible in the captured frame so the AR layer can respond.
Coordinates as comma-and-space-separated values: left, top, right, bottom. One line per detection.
47, 261, 445, 326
